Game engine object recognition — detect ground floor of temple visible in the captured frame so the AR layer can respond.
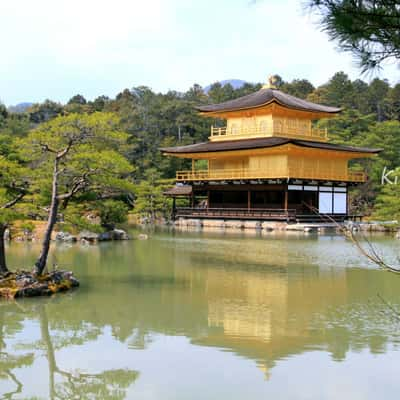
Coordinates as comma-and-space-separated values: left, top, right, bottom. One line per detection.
166, 181, 359, 223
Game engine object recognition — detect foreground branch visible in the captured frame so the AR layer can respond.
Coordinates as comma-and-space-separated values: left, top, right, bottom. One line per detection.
304, 203, 400, 274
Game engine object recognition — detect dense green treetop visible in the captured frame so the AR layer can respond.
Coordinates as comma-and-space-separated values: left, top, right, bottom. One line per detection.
374, 169, 400, 221
68, 94, 87, 105
0, 133, 29, 214
0, 102, 8, 121
28, 99, 64, 124
21, 112, 134, 204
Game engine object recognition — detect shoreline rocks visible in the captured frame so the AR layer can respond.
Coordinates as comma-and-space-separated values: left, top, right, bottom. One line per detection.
78, 230, 100, 243
4, 220, 133, 244
172, 218, 400, 235
98, 229, 130, 241
55, 228, 131, 244
55, 231, 77, 242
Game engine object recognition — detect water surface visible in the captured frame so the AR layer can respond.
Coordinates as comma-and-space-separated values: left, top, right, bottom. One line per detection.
1, 230, 400, 399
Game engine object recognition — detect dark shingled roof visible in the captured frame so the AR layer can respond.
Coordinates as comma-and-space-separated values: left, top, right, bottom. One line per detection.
164, 185, 192, 196
196, 88, 341, 114
161, 137, 381, 155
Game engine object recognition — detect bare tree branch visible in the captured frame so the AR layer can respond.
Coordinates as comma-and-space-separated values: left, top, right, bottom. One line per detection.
303, 203, 400, 274
1, 192, 26, 210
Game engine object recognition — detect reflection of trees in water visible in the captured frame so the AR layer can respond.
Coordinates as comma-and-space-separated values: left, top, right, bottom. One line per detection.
0, 306, 34, 399
0, 353, 34, 399
0, 303, 138, 400
38, 305, 139, 400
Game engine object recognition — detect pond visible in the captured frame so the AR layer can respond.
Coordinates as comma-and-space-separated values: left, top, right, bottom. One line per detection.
1, 229, 400, 399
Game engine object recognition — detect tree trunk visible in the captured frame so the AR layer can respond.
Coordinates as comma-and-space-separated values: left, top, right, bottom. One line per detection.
34, 158, 59, 276
39, 306, 56, 400
0, 224, 8, 274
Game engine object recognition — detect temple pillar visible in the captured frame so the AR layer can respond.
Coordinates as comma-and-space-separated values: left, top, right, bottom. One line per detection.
284, 188, 288, 211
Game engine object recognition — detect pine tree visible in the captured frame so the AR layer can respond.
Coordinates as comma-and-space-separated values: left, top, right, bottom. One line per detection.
22, 112, 134, 275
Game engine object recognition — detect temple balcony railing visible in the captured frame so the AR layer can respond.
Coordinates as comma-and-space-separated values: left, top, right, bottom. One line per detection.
288, 169, 366, 182
209, 125, 328, 142
176, 168, 287, 181
175, 168, 366, 183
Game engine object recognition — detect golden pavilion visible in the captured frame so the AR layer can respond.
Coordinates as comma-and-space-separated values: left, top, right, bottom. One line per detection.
162, 76, 381, 222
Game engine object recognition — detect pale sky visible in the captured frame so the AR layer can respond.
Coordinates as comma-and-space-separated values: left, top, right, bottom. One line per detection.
1, 0, 398, 106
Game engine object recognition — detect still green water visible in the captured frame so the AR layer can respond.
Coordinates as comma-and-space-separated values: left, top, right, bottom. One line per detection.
1, 229, 400, 399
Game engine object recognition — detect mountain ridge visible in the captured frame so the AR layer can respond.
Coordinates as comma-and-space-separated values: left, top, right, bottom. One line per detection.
8, 102, 33, 113
204, 79, 247, 93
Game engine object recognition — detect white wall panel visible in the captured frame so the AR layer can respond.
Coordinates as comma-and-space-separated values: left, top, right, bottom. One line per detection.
319, 192, 332, 213
333, 193, 347, 214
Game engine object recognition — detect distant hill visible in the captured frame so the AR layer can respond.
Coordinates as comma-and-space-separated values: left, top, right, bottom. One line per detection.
8, 102, 33, 113
204, 79, 247, 93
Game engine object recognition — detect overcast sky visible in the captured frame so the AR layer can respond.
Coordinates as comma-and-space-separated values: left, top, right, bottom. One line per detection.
1, 0, 398, 106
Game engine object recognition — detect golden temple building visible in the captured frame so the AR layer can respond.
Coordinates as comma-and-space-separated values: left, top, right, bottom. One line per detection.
162, 76, 381, 222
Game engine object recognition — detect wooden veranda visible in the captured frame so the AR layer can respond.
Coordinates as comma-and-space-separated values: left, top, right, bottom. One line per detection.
173, 207, 361, 223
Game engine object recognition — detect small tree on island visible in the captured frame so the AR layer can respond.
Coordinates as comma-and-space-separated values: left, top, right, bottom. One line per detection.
22, 112, 134, 276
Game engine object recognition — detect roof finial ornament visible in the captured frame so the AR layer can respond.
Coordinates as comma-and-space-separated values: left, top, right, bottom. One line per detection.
263, 75, 278, 89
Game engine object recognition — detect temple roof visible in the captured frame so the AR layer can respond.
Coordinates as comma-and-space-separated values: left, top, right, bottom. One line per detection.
161, 137, 381, 155
196, 88, 341, 115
